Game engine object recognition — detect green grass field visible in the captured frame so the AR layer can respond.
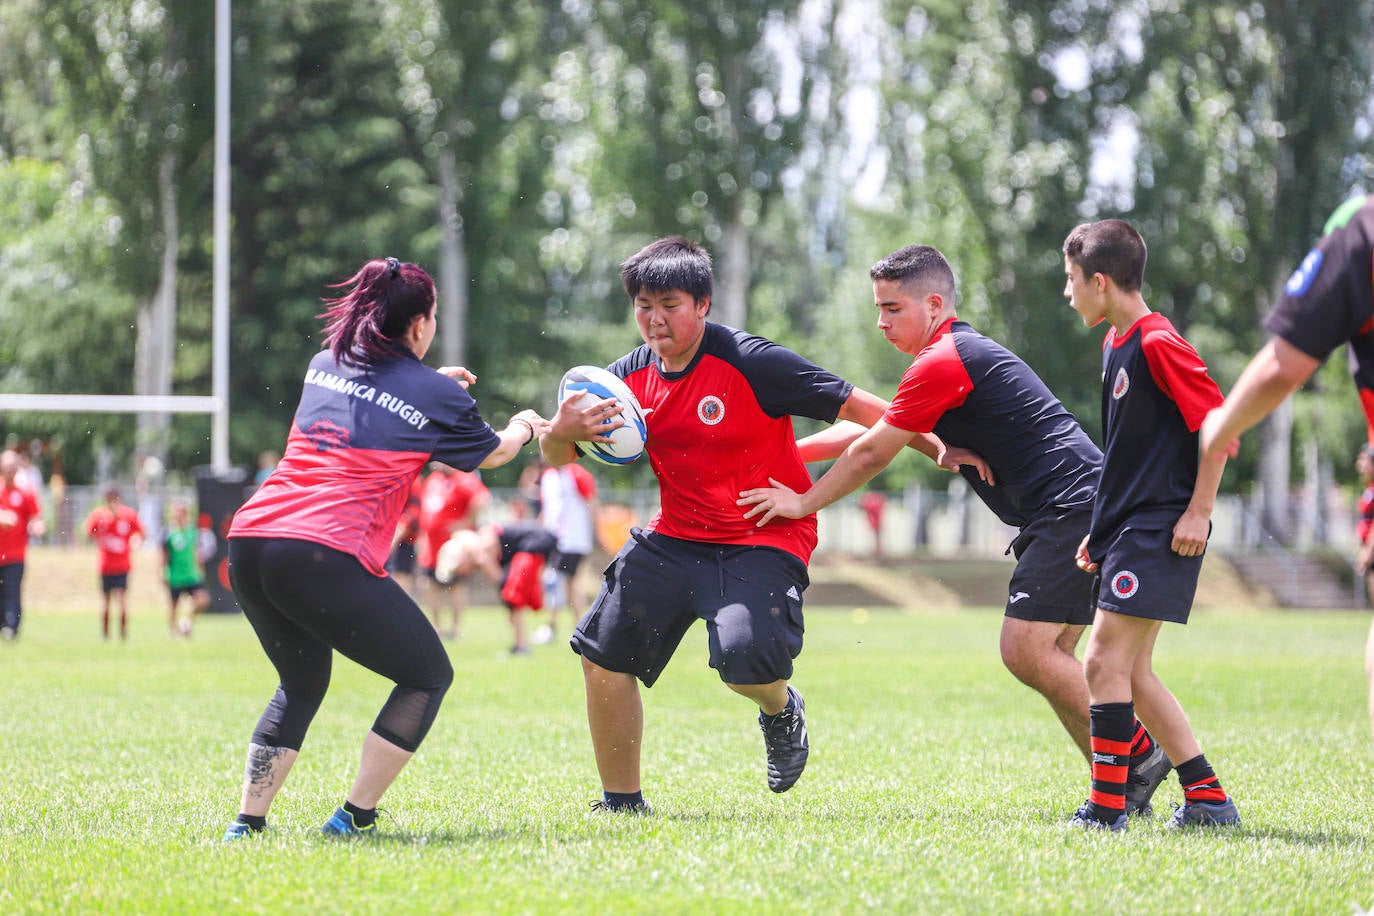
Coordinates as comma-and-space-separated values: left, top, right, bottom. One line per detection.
2, 547, 1373, 914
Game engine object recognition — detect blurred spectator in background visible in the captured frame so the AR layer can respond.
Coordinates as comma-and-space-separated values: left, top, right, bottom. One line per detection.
135, 453, 166, 547
859, 491, 887, 558
537, 461, 599, 644
514, 458, 544, 519
163, 498, 212, 638
387, 476, 423, 601
254, 450, 280, 488
416, 464, 490, 639
85, 487, 145, 641
1357, 445, 1374, 599
0, 447, 45, 640
435, 520, 557, 656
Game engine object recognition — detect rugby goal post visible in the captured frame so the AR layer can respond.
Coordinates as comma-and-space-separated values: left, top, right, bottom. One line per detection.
0, 0, 233, 472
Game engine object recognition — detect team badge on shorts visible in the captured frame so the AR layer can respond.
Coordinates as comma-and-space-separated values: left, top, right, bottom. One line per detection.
1112, 367, 1130, 400
1110, 570, 1140, 600
697, 395, 725, 426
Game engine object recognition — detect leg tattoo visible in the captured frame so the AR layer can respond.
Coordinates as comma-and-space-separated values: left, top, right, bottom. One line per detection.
244, 743, 289, 802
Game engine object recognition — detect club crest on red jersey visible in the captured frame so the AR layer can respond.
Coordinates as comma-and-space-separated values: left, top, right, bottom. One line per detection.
1110, 570, 1139, 599
1111, 367, 1130, 400
697, 395, 725, 426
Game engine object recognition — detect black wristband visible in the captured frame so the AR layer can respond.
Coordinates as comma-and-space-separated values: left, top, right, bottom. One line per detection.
513, 418, 535, 445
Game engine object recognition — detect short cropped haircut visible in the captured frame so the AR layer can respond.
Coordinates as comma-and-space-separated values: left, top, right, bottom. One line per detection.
1062, 220, 1147, 293
869, 245, 958, 307
621, 237, 713, 303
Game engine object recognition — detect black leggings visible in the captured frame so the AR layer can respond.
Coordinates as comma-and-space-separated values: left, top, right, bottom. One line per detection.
228, 537, 453, 753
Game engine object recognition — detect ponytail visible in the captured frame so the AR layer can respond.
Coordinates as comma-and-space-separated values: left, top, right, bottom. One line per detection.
319, 258, 437, 366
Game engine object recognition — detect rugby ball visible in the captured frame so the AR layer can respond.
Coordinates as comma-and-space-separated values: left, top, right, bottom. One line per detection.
557, 365, 648, 466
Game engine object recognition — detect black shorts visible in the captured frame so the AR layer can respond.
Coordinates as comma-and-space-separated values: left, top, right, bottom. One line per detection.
1093, 526, 1204, 625
169, 583, 207, 602
100, 573, 129, 594
388, 542, 417, 575
1005, 510, 1095, 626
570, 529, 807, 688
553, 550, 587, 578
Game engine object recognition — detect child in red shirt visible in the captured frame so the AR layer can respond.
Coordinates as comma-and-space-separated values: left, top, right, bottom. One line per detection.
85, 487, 145, 640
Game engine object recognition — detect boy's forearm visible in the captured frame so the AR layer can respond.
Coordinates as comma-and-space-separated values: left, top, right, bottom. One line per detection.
1187, 449, 1228, 517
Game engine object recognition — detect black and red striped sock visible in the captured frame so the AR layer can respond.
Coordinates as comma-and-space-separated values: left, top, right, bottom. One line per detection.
1176, 754, 1227, 805
1086, 701, 1135, 823
1128, 721, 1154, 763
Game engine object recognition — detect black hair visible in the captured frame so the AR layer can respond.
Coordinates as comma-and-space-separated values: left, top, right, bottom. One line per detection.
620, 237, 713, 303
869, 244, 958, 306
1062, 220, 1147, 292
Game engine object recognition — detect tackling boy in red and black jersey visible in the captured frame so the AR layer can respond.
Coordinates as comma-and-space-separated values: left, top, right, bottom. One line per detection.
884, 318, 1100, 527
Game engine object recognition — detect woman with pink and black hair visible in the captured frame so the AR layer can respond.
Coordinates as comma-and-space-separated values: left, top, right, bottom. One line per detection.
223, 257, 549, 840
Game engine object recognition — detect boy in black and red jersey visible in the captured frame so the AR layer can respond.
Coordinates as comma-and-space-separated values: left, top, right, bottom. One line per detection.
541, 237, 980, 811
1201, 194, 1374, 745
739, 244, 1170, 817
1063, 219, 1240, 831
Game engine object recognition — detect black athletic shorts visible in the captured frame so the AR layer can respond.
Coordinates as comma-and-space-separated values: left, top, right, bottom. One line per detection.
570, 528, 807, 688
100, 573, 129, 594
169, 583, 207, 602
1004, 510, 1095, 626
553, 550, 587, 578
1093, 526, 1204, 625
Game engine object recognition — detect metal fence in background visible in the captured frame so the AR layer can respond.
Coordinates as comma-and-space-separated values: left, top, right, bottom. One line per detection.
27, 475, 1365, 565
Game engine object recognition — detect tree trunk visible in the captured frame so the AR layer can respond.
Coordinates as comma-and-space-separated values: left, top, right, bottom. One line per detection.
134, 149, 178, 463
436, 143, 469, 367
716, 217, 750, 329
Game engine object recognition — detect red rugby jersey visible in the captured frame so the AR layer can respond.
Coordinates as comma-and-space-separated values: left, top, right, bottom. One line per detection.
86, 504, 144, 575
1087, 312, 1224, 559
883, 318, 1101, 528
607, 322, 852, 563
230, 347, 501, 576
0, 483, 40, 565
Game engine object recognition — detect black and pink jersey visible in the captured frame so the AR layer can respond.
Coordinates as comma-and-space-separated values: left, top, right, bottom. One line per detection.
1264, 194, 1374, 437
883, 319, 1100, 528
230, 347, 502, 576
1087, 313, 1224, 559
608, 322, 852, 563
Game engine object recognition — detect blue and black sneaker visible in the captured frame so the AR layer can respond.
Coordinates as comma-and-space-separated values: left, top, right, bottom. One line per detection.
321, 806, 377, 837
222, 820, 263, 842
1068, 804, 1128, 832
759, 685, 808, 793
1165, 796, 1241, 829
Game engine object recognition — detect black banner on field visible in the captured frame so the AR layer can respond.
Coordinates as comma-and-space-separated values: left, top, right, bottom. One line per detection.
194, 467, 250, 614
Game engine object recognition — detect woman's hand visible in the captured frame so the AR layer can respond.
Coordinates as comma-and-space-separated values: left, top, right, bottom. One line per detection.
437, 366, 479, 388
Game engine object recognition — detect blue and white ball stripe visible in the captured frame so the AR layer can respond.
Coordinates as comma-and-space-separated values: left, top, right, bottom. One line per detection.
557, 365, 648, 466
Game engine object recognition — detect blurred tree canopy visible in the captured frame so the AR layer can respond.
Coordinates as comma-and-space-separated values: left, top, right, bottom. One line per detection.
1, 0, 1372, 519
